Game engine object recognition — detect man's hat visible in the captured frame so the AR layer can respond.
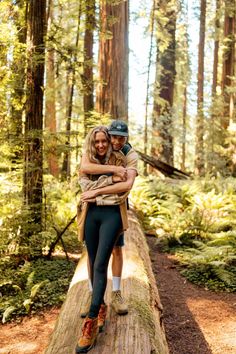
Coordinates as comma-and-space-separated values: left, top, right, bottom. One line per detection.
108, 120, 129, 137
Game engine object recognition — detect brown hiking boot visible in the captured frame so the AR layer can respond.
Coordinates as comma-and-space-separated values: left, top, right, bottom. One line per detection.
111, 290, 128, 315
98, 304, 107, 332
76, 317, 98, 353
80, 292, 92, 318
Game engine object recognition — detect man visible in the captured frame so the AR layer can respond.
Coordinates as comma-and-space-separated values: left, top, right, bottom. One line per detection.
80, 120, 138, 316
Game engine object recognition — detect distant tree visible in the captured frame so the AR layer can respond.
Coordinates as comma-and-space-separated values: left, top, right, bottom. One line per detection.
96, 0, 129, 121
195, 0, 206, 175
174, 2, 190, 172
152, 0, 177, 165
23, 0, 47, 240
45, 0, 59, 177
9, 0, 28, 165
61, 2, 82, 181
82, 0, 95, 135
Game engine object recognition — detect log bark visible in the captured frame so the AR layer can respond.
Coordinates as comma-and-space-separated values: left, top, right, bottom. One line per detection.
45, 211, 169, 354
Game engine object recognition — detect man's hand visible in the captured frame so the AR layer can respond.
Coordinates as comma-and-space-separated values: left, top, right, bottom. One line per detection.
113, 166, 127, 180
81, 190, 98, 202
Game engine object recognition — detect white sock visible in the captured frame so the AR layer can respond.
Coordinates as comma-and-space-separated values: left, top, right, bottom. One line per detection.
88, 278, 93, 292
112, 276, 121, 291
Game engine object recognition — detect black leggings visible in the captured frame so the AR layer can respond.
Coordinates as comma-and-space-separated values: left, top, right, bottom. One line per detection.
84, 204, 122, 318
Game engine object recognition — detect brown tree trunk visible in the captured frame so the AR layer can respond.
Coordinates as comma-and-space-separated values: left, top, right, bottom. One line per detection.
152, 1, 176, 165
45, 0, 59, 177
96, 0, 129, 121
221, 0, 236, 128
144, 0, 156, 175
23, 0, 47, 237
195, 0, 206, 176
83, 0, 95, 136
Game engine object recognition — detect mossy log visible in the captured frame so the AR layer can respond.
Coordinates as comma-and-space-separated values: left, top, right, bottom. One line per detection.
45, 211, 169, 354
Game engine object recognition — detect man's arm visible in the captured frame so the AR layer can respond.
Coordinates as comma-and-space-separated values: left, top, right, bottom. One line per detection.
81, 169, 137, 201
80, 154, 127, 179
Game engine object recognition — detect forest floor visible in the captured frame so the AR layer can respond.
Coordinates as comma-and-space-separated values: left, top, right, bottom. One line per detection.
0, 237, 236, 354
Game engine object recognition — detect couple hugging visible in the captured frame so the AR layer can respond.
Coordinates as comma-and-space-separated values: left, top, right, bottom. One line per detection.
76, 120, 138, 353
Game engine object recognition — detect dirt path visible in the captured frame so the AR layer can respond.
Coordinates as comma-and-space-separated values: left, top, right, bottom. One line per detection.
147, 236, 236, 354
0, 237, 236, 354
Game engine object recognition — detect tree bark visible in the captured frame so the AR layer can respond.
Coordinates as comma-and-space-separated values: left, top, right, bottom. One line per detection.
195, 0, 206, 176
45, 211, 169, 354
152, 0, 176, 165
221, 0, 236, 128
96, 0, 129, 121
23, 0, 47, 234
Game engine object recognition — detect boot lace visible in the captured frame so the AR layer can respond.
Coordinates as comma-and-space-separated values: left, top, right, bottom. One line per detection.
98, 305, 107, 321
114, 290, 124, 303
82, 318, 94, 338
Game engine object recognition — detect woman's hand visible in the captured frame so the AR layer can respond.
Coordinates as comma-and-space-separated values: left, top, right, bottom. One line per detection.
113, 166, 127, 180
81, 190, 98, 201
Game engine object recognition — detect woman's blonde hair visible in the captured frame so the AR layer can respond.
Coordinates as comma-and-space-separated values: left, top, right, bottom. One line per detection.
83, 125, 112, 164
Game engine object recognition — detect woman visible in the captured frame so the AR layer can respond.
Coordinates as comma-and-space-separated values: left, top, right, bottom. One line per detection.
76, 126, 129, 353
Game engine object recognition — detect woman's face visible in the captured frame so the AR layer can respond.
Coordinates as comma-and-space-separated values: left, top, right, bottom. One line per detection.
94, 131, 109, 158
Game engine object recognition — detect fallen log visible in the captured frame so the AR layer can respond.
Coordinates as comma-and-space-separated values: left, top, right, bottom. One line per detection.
137, 150, 190, 179
45, 210, 169, 354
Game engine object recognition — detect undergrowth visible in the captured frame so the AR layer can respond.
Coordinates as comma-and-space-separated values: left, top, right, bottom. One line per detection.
0, 172, 81, 323
0, 257, 76, 323
131, 176, 236, 292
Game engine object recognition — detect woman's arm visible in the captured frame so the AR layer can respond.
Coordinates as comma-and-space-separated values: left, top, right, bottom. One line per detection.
80, 154, 127, 179
81, 170, 136, 201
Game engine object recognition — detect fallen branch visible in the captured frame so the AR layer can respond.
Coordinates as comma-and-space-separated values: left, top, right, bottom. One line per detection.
137, 150, 190, 179
47, 215, 77, 259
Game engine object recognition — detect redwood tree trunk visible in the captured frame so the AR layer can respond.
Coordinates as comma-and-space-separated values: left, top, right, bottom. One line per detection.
96, 0, 129, 121
152, 1, 176, 165
23, 0, 47, 236
195, 0, 206, 176
221, 0, 236, 128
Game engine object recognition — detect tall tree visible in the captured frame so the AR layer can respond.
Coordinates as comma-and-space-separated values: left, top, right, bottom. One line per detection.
23, 0, 47, 237
82, 0, 95, 135
45, 0, 59, 177
195, 0, 206, 175
96, 0, 129, 121
221, 0, 236, 128
152, 0, 177, 165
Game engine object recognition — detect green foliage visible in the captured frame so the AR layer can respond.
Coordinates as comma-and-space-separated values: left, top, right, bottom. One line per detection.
131, 176, 236, 291
0, 257, 76, 323
0, 172, 80, 258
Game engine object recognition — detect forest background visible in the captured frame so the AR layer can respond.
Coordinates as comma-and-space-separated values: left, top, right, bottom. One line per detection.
0, 0, 235, 323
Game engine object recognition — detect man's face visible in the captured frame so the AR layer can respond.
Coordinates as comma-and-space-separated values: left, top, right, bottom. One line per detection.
110, 135, 127, 151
